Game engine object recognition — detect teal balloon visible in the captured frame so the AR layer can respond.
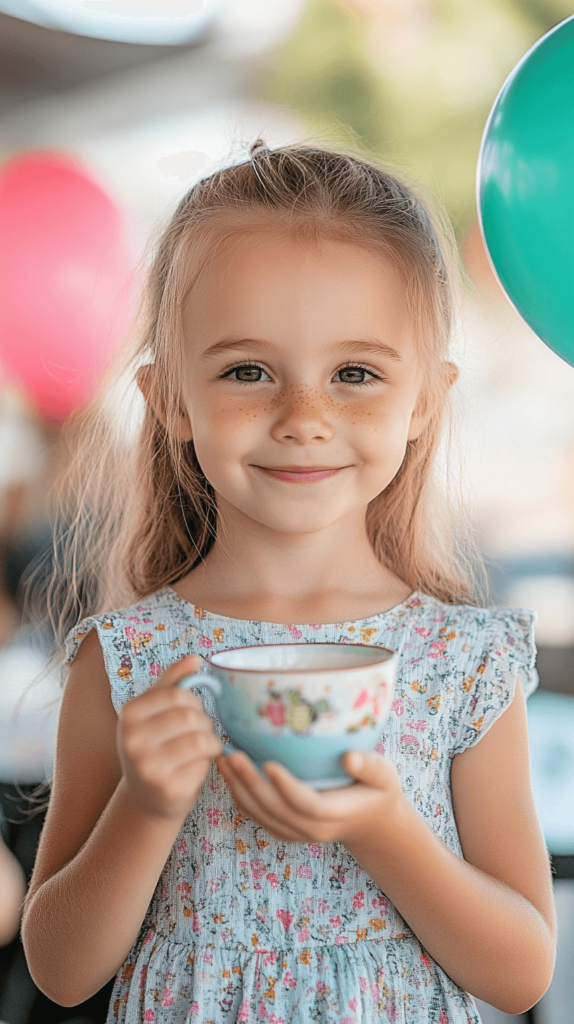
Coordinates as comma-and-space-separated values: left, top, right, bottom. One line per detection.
478, 16, 574, 366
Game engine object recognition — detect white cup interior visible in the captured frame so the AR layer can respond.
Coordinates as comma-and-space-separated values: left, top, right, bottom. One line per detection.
209, 643, 393, 672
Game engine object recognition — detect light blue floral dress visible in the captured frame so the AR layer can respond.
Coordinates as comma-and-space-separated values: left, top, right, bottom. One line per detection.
64, 587, 538, 1024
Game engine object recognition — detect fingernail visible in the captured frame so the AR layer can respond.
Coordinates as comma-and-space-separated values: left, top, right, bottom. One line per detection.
231, 755, 246, 772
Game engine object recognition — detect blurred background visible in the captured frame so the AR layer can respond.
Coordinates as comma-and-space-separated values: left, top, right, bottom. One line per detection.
0, 2, 572, 1022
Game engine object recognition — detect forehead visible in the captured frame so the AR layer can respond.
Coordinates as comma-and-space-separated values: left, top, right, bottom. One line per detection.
182, 227, 415, 355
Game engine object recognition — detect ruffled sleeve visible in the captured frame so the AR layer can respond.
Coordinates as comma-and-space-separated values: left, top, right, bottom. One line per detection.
449, 606, 538, 757
63, 610, 135, 713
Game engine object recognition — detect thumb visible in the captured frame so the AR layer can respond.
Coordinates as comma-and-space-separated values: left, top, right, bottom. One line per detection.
342, 750, 398, 789
153, 653, 203, 690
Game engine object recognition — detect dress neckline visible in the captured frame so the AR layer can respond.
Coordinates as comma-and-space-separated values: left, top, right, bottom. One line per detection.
162, 584, 426, 629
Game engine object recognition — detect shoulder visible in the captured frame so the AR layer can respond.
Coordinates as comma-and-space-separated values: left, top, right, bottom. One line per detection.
63, 587, 195, 712
402, 593, 537, 679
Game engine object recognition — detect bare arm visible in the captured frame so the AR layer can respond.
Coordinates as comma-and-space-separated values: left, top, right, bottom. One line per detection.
344, 679, 555, 1013
218, 677, 555, 1015
0, 836, 25, 947
22, 632, 221, 1006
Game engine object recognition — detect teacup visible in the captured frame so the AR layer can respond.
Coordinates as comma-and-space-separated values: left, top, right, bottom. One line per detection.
178, 642, 397, 789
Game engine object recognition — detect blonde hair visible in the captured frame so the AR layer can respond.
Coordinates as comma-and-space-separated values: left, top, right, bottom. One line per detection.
32, 142, 487, 660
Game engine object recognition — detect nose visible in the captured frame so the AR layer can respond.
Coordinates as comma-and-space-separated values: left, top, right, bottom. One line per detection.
270, 389, 335, 445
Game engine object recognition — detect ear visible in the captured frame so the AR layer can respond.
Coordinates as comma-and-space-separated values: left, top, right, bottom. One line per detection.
407, 361, 459, 442
136, 364, 193, 442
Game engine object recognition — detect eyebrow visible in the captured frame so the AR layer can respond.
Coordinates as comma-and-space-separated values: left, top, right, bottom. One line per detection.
202, 336, 403, 362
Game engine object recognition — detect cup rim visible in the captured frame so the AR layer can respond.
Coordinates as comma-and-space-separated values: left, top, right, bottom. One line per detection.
207, 641, 397, 674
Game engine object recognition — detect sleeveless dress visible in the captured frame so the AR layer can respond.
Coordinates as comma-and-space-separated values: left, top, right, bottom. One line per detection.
64, 587, 538, 1024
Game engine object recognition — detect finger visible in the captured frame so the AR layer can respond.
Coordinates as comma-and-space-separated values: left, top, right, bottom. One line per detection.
261, 761, 331, 817
263, 759, 387, 820
217, 757, 307, 841
127, 704, 217, 751
122, 685, 205, 724
152, 654, 203, 690
147, 730, 223, 775
342, 750, 400, 791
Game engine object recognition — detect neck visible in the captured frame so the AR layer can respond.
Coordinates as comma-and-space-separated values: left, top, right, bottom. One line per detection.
177, 500, 411, 624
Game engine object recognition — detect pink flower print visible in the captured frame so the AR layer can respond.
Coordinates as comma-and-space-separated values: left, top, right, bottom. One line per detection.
143, 928, 154, 944
329, 915, 342, 928
391, 699, 404, 716
438, 1014, 449, 1024
374, 739, 385, 755
348, 997, 358, 1011
266, 872, 279, 888
283, 970, 297, 989
301, 897, 313, 914
276, 908, 293, 932
296, 864, 312, 879
415, 627, 432, 638
202, 952, 213, 964
308, 843, 323, 858
429, 640, 447, 660
420, 951, 432, 969
149, 663, 161, 677
318, 899, 330, 914
316, 981, 329, 994
341, 1018, 354, 1024
413, 720, 427, 732
177, 880, 191, 901
352, 890, 365, 910
353, 688, 368, 709
192, 912, 202, 932
298, 927, 310, 943
400, 734, 419, 755
206, 807, 221, 827
359, 976, 368, 993
434, 803, 442, 818
249, 860, 265, 880
161, 987, 174, 1008
144, 1012, 155, 1022
334, 935, 349, 944
208, 879, 221, 895
263, 951, 277, 966
286, 625, 303, 640
237, 999, 250, 1022
189, 1003, 199, 1014
262, 700, 285, 727
200, 837, 213, 855
198, 635, 213, 649
177, 838, 188, 854
268, 1015, 285, 1024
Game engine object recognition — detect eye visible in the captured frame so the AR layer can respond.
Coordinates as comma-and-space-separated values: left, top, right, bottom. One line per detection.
332, 364, 382, 386
220, 362, 272, 383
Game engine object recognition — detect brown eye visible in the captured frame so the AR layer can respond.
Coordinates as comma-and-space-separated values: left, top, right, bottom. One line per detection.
235, 366, 264, 381
335, 366, 368, 384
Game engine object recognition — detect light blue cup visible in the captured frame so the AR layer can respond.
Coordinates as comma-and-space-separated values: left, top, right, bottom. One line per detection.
179, 642, 397, 789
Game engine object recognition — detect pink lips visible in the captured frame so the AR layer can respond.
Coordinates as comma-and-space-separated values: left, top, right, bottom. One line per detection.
258, 465, 343, 483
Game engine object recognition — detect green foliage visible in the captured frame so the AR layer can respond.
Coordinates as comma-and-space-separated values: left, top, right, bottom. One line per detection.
265, 0, 389, 154
262, 0, 569, 236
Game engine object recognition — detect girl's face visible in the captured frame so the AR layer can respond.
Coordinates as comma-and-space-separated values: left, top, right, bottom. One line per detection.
180, 232, 428, 538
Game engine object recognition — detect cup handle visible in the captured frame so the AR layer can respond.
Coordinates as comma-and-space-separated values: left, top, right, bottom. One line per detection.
177, 671, 222, 698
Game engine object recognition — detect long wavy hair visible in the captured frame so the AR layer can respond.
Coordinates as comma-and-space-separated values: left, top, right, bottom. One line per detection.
30, 142, 487, 667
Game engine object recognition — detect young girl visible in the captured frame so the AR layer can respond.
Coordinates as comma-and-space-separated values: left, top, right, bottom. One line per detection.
22, 144, 555, 1023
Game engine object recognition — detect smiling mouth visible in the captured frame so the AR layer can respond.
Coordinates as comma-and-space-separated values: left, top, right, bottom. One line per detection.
254, 465, 347, 483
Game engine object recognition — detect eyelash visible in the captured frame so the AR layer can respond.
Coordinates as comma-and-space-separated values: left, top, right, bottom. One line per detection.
218, 361, 385, 387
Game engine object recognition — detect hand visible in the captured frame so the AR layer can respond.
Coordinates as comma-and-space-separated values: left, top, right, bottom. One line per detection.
117, 655, 222, 821
216, 749, 406, 848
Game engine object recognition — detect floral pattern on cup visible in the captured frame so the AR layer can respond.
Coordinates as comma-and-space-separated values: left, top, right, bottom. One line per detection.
257, 688, 333, 734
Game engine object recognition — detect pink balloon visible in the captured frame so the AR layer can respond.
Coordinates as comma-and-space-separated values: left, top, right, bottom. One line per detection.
0, 151, 133, 422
